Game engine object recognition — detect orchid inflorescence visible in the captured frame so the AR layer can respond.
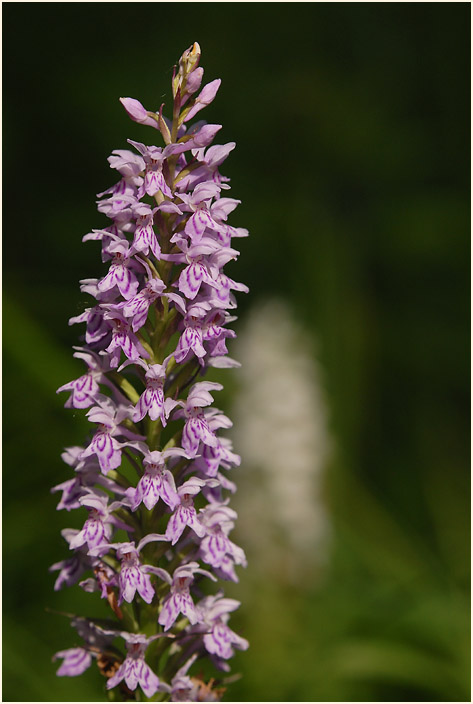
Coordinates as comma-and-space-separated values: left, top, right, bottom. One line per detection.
52, 42, 248, 701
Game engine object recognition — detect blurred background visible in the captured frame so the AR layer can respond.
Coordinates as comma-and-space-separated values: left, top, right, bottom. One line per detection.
3, 3, 470, 702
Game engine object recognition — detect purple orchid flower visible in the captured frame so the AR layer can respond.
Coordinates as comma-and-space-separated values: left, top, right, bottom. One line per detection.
68, 490, 131, 552
107, 148, 145, 181
90, 536, 170, 606
80, 397, 144, 474
192, 435, 241, 478
131, 361, 179, 424
56, 347, 112, 409
178, 181, 225, 244
199, 503, 246, 570
198, 593, 249, 660
106, 633, 168, 698
97, 239, 140, 301
206, 271, 249, 309
89, 541, 153, 605
169, 654, 199, 702
129, 202, 161, 258
128, 140, 173, 198
158, 562, 215, 631
127, 448, 189, 511
96, 180, 138, 223
122, 277, 166, 332
102, 309, 150, 368
166, 236, 220, 301
165, 477, 209, 545
51, 446, 126, 511
173, 304, 208, 365
69, 305, 111, 347
116, 543, 155, 605
53, 618, 118, 676
49, 529, 95, 591
177, 142, 235, 192
173, 382, 223, 457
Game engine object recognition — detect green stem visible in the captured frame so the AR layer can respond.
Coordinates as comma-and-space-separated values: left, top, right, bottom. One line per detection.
109, 372, 141, 405
146, 417, 162, 451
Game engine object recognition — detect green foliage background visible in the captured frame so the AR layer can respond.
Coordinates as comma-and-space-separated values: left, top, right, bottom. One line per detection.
3, 3, 470, 702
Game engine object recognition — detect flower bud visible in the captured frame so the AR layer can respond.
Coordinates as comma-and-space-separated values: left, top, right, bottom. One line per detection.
174, 42, 202, 98
185, 67, 204, 96
179, 42, 201, 77
119, 98, 158, 129
183, 79, 221, 122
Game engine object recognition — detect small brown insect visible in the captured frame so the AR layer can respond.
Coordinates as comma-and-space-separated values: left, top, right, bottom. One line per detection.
96, 652, 121, 680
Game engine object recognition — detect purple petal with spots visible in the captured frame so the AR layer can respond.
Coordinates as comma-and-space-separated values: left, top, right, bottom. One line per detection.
81, 431, 122, 474
105, 321, 149, 366
131, 469, 178, 511
203, 623, 248, 659
145, 169, 171, 198
69, 515, 108, 551
200, 532, 229, 568
174, 327, 206, 363
57, 373, 100, 409
185, 209, 214, 241
158, 591, 199, 631
49, 551, 90, 591
122, 282, 165, 332
131, 221, 161, 259
124, 296, 151, 331
178, 261, 216, 300
182, 416, 218, 455
136, 660, 161, 697
166, 503, 205, 545
51, 477, 84, 511
158, 593, 180, 631
107, 661, 130, 692
133, 385, 165, 422
119, 565, 154, 604
165, 507, 188, 545
107, 656, 161, 697
130, 473, 161, 511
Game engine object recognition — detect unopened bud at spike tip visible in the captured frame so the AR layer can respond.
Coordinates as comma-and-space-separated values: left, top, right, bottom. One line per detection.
180, 42, 201, 75
175, 42, 202, 99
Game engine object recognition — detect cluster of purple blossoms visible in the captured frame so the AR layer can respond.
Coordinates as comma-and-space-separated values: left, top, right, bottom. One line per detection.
52, 43, 248, 701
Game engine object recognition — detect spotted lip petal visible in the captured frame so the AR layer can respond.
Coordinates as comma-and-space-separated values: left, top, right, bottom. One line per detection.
107, 656, 160, 698
174, 326, 206, 363
131, 221, 161, 259
86, 431, 122, 474
119, 564, 154, 605
133, 385, 164, 422
182, 416, 218, 456
158, 590, 199, 631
